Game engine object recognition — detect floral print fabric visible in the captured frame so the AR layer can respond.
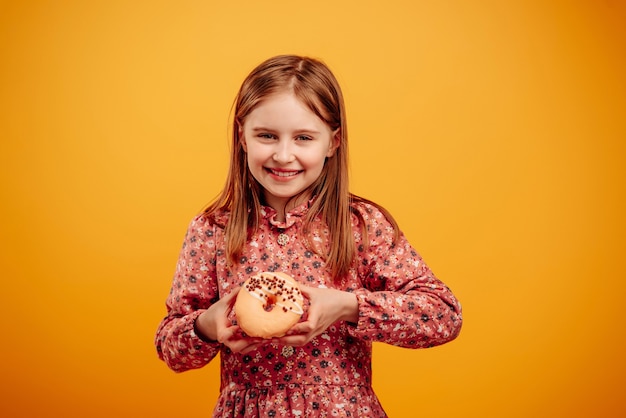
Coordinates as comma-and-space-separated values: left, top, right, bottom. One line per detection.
156, 200, 462, 417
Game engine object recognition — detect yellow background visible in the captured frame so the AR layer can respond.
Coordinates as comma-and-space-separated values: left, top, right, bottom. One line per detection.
1, 0, 625, 417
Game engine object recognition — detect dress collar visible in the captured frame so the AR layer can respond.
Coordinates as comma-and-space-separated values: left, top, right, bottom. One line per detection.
260, 198, 314, 229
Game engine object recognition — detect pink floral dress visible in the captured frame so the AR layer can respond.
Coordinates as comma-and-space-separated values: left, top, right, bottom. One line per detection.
156, 200, 462, 417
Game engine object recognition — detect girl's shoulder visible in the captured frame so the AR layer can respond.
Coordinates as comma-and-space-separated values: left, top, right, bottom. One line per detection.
349, 196, 401, 246
350, 195, 398, 230
190, 208, 230, 230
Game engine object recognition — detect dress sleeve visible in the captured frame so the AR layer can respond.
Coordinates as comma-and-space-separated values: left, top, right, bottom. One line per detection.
155, 215, 222, 372
348, 204, 463, 348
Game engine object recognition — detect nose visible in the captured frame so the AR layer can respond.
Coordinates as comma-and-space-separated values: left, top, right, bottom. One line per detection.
272, 139, 295, 163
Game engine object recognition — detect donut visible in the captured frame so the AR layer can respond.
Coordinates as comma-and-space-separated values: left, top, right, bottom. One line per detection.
234, 272, 304, 339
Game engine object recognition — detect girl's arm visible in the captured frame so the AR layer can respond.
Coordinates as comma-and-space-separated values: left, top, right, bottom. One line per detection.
155, 216, 222, 372
349, 204, 463, 348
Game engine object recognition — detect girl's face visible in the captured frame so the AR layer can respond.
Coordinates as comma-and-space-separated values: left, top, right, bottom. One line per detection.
241, 91, 339, 216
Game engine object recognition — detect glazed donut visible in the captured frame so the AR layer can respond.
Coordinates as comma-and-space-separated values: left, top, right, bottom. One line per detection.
234, 272, 304, 339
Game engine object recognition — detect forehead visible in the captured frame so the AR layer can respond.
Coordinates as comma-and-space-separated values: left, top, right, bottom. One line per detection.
243, 92, 328, 130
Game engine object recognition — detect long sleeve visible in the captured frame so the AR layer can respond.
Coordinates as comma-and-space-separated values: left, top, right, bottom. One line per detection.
155, 215, 222, 372
348, 204, 462, 348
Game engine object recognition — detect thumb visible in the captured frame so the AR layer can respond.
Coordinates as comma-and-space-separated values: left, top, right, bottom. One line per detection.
298, 284, 317, 300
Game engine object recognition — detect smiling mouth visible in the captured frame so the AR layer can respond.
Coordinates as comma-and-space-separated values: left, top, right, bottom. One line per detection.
267, 168, 301, 177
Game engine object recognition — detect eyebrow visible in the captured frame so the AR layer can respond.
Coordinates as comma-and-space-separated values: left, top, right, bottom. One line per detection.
250, 126, 321, 135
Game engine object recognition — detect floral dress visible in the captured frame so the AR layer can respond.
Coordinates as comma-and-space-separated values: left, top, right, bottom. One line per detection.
155, 200, 462, 417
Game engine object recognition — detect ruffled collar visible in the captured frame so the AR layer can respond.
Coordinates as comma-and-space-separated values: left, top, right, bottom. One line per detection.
260, 197, 315, 229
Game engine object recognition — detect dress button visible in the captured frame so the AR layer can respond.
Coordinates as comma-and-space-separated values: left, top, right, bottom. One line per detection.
277, 233, 289, 246
281, 345, 295, 357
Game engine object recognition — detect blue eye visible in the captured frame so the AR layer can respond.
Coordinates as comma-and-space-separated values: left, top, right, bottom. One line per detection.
258, 133, 275, 139
296, 135, 312, 141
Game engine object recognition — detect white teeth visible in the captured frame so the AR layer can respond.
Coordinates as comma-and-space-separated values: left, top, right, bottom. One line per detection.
271, 169, 298, 177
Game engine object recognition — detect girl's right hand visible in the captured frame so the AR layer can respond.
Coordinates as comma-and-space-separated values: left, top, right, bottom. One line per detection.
195, 287, 265, 354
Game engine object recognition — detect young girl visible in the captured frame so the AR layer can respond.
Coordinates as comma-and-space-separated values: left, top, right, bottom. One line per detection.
156, 55, 462, 417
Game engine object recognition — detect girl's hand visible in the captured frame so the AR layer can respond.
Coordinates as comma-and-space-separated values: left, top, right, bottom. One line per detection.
195, 287, 265, 354
216, 324, 266, 354
274, 285, 358, 347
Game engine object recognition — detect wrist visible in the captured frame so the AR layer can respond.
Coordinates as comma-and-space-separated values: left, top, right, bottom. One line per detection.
194, 310, 218, 342
340, 292, 359, 323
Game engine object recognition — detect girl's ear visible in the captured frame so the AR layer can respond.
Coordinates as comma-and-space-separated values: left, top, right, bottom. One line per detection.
238, 123, 247, 152
326, 128, 341, 157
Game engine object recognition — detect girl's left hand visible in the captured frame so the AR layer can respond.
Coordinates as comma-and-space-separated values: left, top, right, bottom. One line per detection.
274, 285, 358, 347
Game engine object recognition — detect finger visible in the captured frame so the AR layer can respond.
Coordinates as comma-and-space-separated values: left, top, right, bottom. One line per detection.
298, 285, 316, 299
225, 336, 266, 353
223, 339, 250, 353
274, 334, 310, 347
221, 286, 241, 306
217, 324, 243, 343
286, 321, 314, 336
240, 342, 265, 355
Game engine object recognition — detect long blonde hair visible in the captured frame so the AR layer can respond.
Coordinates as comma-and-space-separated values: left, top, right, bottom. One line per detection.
204, 55, 398, 279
